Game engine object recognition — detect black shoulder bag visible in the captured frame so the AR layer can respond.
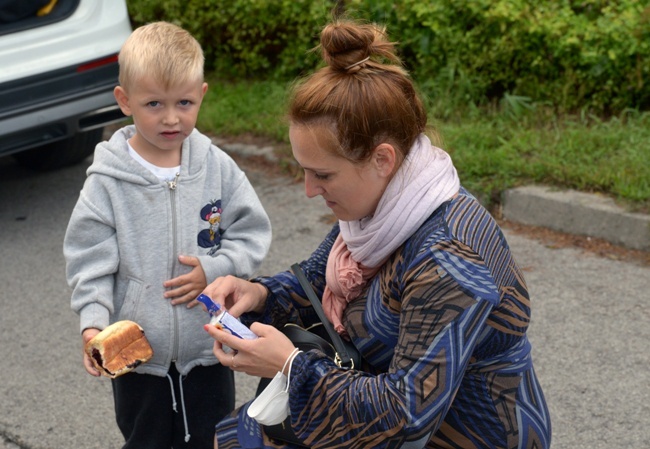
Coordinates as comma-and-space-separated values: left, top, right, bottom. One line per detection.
255, 263, 362, 447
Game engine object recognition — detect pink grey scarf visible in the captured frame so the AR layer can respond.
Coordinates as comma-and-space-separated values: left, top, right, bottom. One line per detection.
322, 134, 460, 336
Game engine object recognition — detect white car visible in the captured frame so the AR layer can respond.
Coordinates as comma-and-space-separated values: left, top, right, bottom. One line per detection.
0, 0, 132, 170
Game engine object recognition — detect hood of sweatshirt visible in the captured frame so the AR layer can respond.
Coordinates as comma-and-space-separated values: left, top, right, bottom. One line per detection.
88, 125, 212, 184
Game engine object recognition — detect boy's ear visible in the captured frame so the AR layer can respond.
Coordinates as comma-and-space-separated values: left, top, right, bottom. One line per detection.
202, 82, 208, 96
113, 86, 132, 116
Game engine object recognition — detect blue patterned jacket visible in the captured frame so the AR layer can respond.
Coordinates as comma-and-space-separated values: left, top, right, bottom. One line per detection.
244, 187, 551, 449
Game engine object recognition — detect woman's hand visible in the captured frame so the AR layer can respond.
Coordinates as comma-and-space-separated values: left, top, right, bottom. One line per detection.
202, 275, 268, 318
204, 322, 297, 378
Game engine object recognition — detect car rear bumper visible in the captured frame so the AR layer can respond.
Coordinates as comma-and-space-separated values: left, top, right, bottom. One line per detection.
0, 90, 125, 157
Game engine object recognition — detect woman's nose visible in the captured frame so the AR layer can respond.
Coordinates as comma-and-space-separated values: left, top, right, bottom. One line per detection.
304, 174, 321, 198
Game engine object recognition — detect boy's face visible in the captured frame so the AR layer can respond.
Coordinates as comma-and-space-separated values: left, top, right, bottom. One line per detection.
114, 76, 208, 163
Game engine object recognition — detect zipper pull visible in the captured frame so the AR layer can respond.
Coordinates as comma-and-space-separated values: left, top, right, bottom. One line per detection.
167, 172, 180, 190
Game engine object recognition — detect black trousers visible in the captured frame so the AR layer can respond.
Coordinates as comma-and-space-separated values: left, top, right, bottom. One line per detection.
112, 363, 235, 449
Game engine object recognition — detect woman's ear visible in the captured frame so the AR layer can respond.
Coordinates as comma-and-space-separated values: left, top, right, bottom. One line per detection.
372, 143, 397, 177
113, 86, 132, 116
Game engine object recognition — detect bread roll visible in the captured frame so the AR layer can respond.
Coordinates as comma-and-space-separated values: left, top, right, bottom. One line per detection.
85, 320, 153, 378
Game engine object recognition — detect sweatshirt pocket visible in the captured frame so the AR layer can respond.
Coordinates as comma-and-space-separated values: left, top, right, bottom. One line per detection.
117, 278, 144, 322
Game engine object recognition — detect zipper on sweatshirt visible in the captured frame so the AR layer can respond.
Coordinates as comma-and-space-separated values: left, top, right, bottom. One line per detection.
167, 172, 180, 191
167, 173, 181, 362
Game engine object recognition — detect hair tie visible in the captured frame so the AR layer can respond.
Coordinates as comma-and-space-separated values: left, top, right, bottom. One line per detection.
344, 56, 370, 70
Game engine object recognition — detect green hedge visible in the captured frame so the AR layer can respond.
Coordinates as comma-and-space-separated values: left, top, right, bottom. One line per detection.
127, 0, 650, 115
353, 0, 650, 115
127, 0, 334, 78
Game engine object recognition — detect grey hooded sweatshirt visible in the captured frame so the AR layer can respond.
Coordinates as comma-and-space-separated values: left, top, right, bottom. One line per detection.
64, 126, 272, 376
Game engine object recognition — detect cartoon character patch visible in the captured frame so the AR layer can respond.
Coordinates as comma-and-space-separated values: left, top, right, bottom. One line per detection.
198, 199, 223, 256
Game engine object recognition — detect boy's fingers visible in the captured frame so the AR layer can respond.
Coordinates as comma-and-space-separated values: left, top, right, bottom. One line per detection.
186, 298, 200, 309
179, 255, 200, 266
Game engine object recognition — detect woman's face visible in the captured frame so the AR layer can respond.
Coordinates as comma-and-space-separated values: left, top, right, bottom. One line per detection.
289, 124, 394, 221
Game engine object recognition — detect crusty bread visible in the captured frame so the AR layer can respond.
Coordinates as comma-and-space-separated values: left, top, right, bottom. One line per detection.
84, 320, 153, 378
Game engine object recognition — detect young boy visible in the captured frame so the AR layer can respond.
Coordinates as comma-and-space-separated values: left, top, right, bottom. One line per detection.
63, 22, 272, 448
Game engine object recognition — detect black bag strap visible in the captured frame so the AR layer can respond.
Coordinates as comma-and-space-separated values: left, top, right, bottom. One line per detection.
290, 263, 356, 369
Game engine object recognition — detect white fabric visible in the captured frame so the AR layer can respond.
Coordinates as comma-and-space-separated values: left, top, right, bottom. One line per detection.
247, 348, 302, 425
127, 140, 180, 182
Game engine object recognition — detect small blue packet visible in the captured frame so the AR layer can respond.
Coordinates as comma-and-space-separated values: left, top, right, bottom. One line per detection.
197, 294, 258, 340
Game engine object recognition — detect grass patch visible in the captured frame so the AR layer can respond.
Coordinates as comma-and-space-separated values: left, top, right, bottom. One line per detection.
199, 77, 291, 142
199, 76, 650, 213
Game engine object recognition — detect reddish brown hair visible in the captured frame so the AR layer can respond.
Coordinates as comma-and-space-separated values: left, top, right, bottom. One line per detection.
288, 19, 427, 164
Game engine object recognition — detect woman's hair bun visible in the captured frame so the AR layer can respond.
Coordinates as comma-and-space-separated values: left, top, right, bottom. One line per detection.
319, 20, 399, 72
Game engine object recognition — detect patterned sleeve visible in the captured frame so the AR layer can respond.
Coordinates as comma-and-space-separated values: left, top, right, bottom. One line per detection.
286, 238, 502, 447
240, 224, 340, 329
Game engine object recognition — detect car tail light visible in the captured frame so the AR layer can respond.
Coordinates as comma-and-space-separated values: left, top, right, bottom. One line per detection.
76, 54, 119, 73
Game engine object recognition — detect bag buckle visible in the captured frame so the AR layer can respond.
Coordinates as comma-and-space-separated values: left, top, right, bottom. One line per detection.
335, 353, 354, 369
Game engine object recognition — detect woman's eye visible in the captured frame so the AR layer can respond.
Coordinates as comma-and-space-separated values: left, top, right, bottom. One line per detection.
314, 173, 329, 180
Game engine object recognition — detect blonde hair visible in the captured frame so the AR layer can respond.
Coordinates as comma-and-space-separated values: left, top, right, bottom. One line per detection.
118, 21, 204, 91
288, 19, 427, 164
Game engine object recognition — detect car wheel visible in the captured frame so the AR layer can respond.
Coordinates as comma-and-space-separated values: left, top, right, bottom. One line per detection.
13, 127, 104, 171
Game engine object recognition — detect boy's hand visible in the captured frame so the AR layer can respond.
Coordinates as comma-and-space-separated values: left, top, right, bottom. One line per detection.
82, 328, 101, 377
163, 255, 207, 307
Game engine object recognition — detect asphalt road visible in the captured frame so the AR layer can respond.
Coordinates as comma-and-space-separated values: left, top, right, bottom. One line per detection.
1, 147, 648, 449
